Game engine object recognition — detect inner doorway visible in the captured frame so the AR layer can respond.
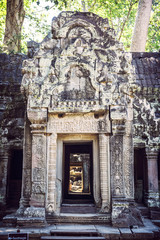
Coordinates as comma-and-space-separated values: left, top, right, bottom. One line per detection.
7, 149, 23, 208
63, 142, 93, 203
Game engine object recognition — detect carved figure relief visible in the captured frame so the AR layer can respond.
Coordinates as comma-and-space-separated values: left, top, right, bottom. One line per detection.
61, 65, 95, 100
21, 12, 134, 114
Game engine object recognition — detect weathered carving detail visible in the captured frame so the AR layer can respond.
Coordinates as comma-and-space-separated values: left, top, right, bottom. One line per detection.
48, 113, 110, 134
21, 12, 133, 114
111, 135, 124, 197
19, 11, 140, 226
23, 169, 31, 196
32, 136, 45, 169
24, 207, 45, 218
32, 182, 45, 194
30, 133, 46, 207
99, 134, 110, 213
123, 134, 134, 198
133, 95, 160, 149
33, 168, 45, 182
46, 133, 57, 213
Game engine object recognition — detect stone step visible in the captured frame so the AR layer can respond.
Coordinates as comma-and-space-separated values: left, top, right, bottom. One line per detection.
60, 204, 96, 214
152, 220, 160, 227
46, 213, 111, 224
41, 237, 105, 240
150, 209, 160, 220
137, 205, 150, 218
50, 230, 98, 236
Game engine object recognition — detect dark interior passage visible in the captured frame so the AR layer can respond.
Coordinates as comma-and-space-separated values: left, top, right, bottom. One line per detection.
134, 148, 147, 203
7, 149, 23, 208
63, 142, 93, 203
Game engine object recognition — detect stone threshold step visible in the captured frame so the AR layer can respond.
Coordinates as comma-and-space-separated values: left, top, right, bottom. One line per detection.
50, 230, 98, 236
61, 204, 95, 207
152, 220, 160, 227
41, 237, 105, 240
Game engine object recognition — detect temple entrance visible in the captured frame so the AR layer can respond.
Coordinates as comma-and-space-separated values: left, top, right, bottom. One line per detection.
63, 143, 93, 203
134, 148, 147, 203
7, 149, 23, 208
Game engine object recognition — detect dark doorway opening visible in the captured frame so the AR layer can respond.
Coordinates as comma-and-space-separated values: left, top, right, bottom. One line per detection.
7, 149, 23, 208
158, 151, 160, 194
134, 148, 147, 203
63, 142, 93, 204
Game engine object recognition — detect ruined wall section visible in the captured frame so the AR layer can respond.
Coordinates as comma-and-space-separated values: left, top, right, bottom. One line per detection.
0, 53, 27, 212
132, 53, 160, 150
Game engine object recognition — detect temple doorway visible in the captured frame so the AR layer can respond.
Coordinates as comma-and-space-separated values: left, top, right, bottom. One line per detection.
134, 148, 147, 203
7, 149, 23, 208
63, 143, 93, 203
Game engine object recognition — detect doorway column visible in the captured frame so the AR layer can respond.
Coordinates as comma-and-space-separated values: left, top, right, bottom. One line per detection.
46, 133, 57, 213
145, 147, 159, 208
19, 114, 32, 210
27, 109, 47, 209
99, 133, 110, 213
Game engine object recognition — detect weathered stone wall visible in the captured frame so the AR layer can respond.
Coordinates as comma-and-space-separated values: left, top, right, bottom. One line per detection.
132, 52, 160, 207
132, 52, 160, 149
0, 53, 27, 216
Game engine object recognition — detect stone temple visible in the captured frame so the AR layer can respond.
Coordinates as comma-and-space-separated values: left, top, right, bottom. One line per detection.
0, 11, 160, 238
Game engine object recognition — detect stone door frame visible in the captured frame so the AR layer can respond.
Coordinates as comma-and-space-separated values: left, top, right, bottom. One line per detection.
56, 134, 100, 212
45, 112, 111, 214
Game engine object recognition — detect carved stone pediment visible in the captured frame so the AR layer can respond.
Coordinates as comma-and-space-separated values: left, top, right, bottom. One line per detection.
21, 12, 134, 114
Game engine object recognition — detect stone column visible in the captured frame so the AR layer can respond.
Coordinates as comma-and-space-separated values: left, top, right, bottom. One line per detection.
46, 133, 57, 214
19, 115, 32, 211
145, 148, 159, 208
111, 133, 125, 198
123, 120, 134, 199
0, 148, 10, 208
99, 133, 110, 213
23, 108, 47, 219
111, 118, 143, 227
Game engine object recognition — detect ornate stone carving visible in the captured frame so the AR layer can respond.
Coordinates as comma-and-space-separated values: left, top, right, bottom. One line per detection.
32, 182, 45, 194
46, 133, 57, 213
133, 96, 160, 148
24, 207, 45, 218
111, 135, 124, 197
48, 113, 110, 134
123, 134, 134, 198
99, 134, 110, 213
21, 12, 133, 114
20, 11, 138, 225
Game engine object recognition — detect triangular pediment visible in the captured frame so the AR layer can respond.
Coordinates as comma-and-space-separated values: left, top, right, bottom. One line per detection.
22, 12, 134, 113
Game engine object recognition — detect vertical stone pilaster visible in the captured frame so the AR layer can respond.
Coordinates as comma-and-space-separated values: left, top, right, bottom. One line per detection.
27, 109, 47, 212
111, 134, 125, 198
30, 128, 46, 207
111, 118, 143, 227
145, 148, 159, 208
19, 115, 32, 209
123, 120, 134, 199
0, 149, 10, 208
99, 133, 110, 213
46, 133, 57, 213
